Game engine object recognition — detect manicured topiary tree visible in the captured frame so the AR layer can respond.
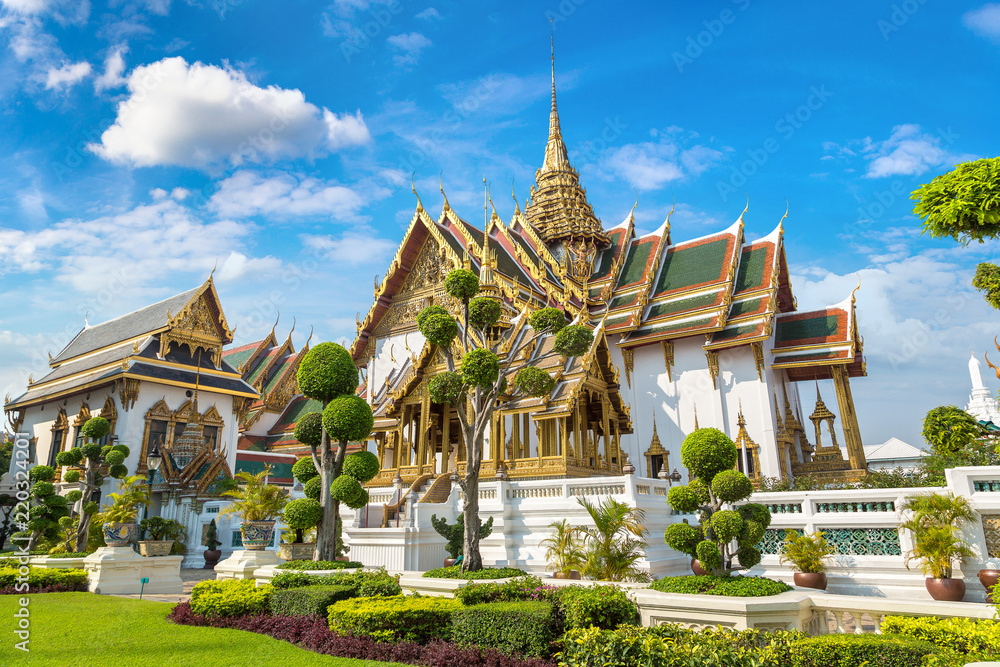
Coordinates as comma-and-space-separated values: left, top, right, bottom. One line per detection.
418, 268, 593, 571
25, 465, 72, 552
430, 513, 494, 560
663, 428, 772, 576
921, 406, 982, 456
55, 416, 131, 552
283, 498, 323, 544
294, 342, 377, 561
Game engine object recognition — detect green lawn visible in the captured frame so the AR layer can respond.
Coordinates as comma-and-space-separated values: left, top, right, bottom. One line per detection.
0, 593, 406, 666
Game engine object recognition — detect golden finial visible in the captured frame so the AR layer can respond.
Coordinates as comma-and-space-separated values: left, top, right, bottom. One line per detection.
48, 351, 54, 363
270, 312, 279, 339
629, 188, 638, 221
84, 311, 89, 327
651, 419, 661, 448
305, 325, 314, 349
389, 344, 397, 363
28, 373, 34, 385
663, 196, 675, 242
742, 192, 749, 218
209, 259, 217, 281
511, 178, 521, 216
851, 273, 862, 303
287, 317, 296, 341
132, 340, 140, 353
439, 172, 450, 212
411, 173, 424, 211
404, 332, 412, 355
779, 199, 789, 231
693, 404, 699, 430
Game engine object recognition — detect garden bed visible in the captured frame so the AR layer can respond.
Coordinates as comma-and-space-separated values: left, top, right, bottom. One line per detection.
648, 575, 792, 597
422, 565, 526, 579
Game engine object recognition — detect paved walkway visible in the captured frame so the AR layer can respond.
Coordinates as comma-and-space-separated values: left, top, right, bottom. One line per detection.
112, 567, 216, 604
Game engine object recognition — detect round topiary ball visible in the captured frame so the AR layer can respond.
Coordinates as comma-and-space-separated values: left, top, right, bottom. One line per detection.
31, 481, 55, 498
429, 371, 464, 404
104, 450, 126, 466
58, 516, 74, 528
343, 451, 380, 483
65, 490, 83, 503
710, 509, 744, 542
44, 494, 68, 509
29, 465, 55, 482
345, 487, 369, 510
62, 469, 81, 484
112, 444, 130, 457
688, 478, 711, 504
529, 307, 567, 334
664, 521, 700, 556
284, 498, 323, 530
292, 456, 319, 484
417, 305, 450, 330
304, 476, 322, 501
323, 395, 374, 443
55, 449, 83, 467
444, 269, 479, 302
468, 297, 502, 330
108, 464, 128, 479
737, 546, 762, 569
460, 348, 500, 388
82, 416, 111, 441
554, 325, 594, 357
420, 313, 459, 347
737, 503, 772, 530
667, 485, 703, 514
294, 412, 324, 448
680, 428, 738, 483
297, 342, 359, 402
695, 540, 722, 570
740, 519, 764, 547
27, 517, 49, 531
514, 366, 555, 397
83, 501, 99, 515
711, 469, 753, 503
330, 475, 363, 505
81, 442, 102, 460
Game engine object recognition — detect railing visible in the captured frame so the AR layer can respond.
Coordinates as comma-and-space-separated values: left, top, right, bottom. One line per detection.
814, 500, 894, 513
973, 480, 1000, 492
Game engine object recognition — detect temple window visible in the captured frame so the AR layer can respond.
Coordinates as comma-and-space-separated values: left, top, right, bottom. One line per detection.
139, 398, 225, 474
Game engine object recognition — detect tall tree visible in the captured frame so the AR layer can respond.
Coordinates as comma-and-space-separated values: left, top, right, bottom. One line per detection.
416, 268, 594, 571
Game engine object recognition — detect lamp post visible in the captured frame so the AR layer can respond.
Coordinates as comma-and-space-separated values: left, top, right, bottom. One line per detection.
139, 443, 162, 540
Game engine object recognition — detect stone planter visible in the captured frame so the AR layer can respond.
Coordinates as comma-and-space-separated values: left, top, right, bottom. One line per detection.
925, 577, 966, 602
138, 540, 174, 557
203, 549, 222, 570
978, 569, 1000, 603
691, 559, 711, 576
279, 542, 316, 561
552, 570, 582, 580
240, 521, 276, 551
793, 572, 828, 590
103, 522, 138, 548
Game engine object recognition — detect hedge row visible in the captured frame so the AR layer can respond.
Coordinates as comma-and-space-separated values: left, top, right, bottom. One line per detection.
275, 560, 364, 570
648, 575, 792, 597
0, 567, 88, 593
271, 585, 356, 617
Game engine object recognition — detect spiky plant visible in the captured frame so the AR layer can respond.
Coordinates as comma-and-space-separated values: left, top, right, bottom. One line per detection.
574, 497, 649, 582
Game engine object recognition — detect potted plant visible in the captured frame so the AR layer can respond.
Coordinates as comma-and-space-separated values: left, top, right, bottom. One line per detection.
279, 498, 322, 561
203, 519, 223, 569
96, 475, 150, 547
900, 492, 978, 601
220, 468, 288, 551
979, 560, 1000, 603
539, 519, 585, 579
779, 530, 834, 590
137, 516, 185, 557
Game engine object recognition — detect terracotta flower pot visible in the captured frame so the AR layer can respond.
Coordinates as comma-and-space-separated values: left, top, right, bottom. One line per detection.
691, 559, 711, 576
925, 577, 966, 602
444, 558, 457, 567
978, 569, 1000, 603
240, 521, 276, 551
203, 549, 222, 570
103, 522, 138, 548
793, 572, 828, 590
553, 570, 582, 580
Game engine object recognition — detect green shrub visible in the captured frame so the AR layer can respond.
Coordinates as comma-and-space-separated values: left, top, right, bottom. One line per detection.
452, 601, 554, 657
270, 569, 400, 598
327, 594, 461, 643
276, 560, 363, 570
283, 498, 323, 533
0, 567, 88, 590
293, 414, 324, 449
529, 307, 567, 333
291, 456, 319, 483
342, 451, 380, 483
881, 615, 1000, 657
189, 579, 273, 617
420, 313, 459, 346
649, 574, 792, 597
558, 584, 639, 630
444, 269, 479, 301
553, 325, 593, 357
297, 342, 358, 403
513, 366, 555, 397
421, 565, 525, 580
455, 576, 557, 605
322, 395, 374, 444
460, 348, 500, 387
790, 633, 936, 667
429, 372, 464, 404
270, 585, 356, 617
468, 297, 502, 329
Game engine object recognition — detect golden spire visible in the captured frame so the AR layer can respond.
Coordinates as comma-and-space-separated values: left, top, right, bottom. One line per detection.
693, 404, 699, 430
541, 20, 571, 173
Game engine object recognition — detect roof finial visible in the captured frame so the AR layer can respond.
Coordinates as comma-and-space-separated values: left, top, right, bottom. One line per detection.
84, 311, 89, 327
542, 22, 570, 172
742, 192, 749, 219
779, 199, 789, 231
511, 177, 521, 215
286, 317, 296, 343
630, 188, 638, 221
305, 325, 314, 349
411, 173, 424, 211
851, 273, 862, 302
693, 404, 699, 430
270, 311, 279, 339
209, 259, 217, 281
484, 176, 489, 234
439, 171, 450, 212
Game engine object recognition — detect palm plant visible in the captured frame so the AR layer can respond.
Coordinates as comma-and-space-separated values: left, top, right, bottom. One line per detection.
900, 492, 978, 579
219, 468, 288, 522
574, 497, 649, 582
779, 530, 834, 574
96, 475, 150, 524
539, 519, 586, 576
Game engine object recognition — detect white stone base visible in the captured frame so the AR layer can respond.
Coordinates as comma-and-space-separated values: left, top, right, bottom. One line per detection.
215, 549, 281, 580
29, 556, 86, 570
83, 547, 183, 595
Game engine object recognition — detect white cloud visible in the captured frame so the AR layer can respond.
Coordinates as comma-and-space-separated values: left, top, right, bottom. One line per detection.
964, 3, 1000, 41
44, 60, 91, 90
0, 0, 88, 21
859, 124, 975, 178
600, 128, 726, 190
88, 57, 370, 169
208, 170, 366, 220
386, 31, 431, 66
303, 227, 397, 266
415, 7, 440, 20
94, 46, 127, 92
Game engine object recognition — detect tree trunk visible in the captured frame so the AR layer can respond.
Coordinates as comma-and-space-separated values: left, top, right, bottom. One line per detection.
461, 425, 485, 572
315, 430, 337, 561
74, 463, 97, 553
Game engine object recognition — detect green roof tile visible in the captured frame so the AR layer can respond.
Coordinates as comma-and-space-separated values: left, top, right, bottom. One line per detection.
235, 459, 294, 479
713, 322, 762, 342
629, 317, 714, 339
734, 246, 769, 293
608, 292, 637, 311
654, 238, 729, 295
617, 241, 652, 287
776, 314, 839, 345
223, 346, 257, 372
729, 297, 764, 319
274, 397, 324, 429
646, 292, 718, 320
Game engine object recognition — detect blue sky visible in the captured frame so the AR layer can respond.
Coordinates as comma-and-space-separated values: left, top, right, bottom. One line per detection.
2, 0, 1000, 447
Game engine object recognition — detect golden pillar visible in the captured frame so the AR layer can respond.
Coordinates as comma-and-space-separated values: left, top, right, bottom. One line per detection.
832, 365, 867, 471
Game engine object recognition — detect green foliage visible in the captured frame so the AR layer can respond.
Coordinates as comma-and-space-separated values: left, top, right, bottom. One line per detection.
219, 468, 288, 523
911, 156, 1000, 245
112, 443, 130, 457
444, 269, 479, 302
97, 475, 149, 524
270, 585, 356, 617
973, 262, 1000, 310
695, 540, 722, 569
32, 481, 55, 498
921, 406, 982, 455
664, 522, 700, 555
421, 565, 526, 580
688, 477, 711, 503
55, 448, 83, 467
737, 503, 773, 530
455, 576, 554, 606
451, 601, 554, 658
881, 615, 1000, 660
419, 312, 459, 347
291, 456, 319, 484
322, 395, 374, 444
460, 348, 500, 387
790, 633, 936, 667
293, 413, 324, 449
139, 516, 186, 542
304, 476, 321, 501
81, 442, 102, 459
269, 569, 401, 598
553, 324, 593, 357
329, 475, 363, 505
680, 428, 738, 482
62, 469, 81, 483
283, 498, 323, 531
0, 567, 88, 590
649, 574, 792, 597
296, 342, 358, 403
104, 450, 125, 466
900, 492, 978, 578
341, 450, 379, 483
189, 579, 273, 618
709, 510, 743, 542
428, 371, 464, 404
416, 304, 450, 330
107, 463, 128, 479
513, 366, 555, 397
559, 584, 640, 630
539, 519, 586, 575
81, 416, 111, 440
780, 530, 834, 574
275, 560, 363, 570
65, 490, 83, 503
204, 519, 222, 550
327, 594, 461, 643
430, 513, 494, 559
529, 307, 567, 334
29, 465, 55, 482
345, 488, 369, 511
468, 297, 502, 329
576, 496, 649, 582
737, 546, 761, 569
711, 469, 753, 503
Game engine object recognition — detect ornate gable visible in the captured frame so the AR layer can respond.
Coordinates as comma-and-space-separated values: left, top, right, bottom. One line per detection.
159, 281, 234, 366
